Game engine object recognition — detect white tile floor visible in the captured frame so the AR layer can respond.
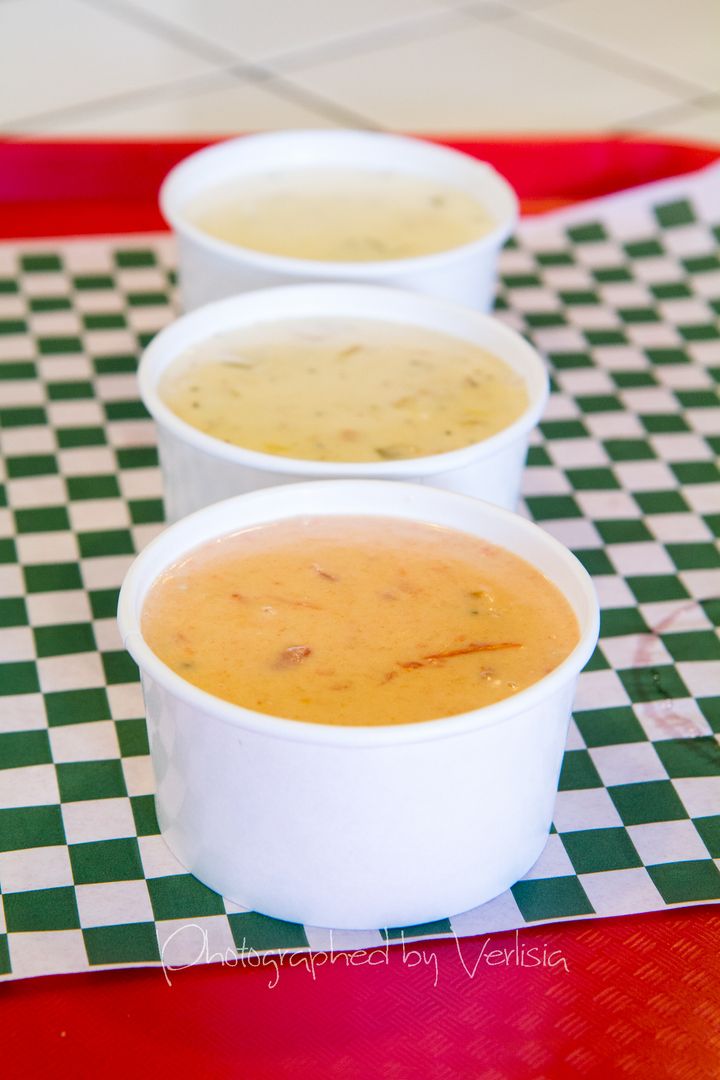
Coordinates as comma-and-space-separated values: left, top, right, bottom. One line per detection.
1, 0, 719, 140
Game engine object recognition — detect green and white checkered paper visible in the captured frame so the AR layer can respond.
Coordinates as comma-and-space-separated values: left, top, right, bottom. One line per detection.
0, 163, 719, 980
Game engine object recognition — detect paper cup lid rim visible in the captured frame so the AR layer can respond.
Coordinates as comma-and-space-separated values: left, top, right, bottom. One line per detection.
118, 480, 600, 748
159, 132, 519, 274
138, 283, 549, 476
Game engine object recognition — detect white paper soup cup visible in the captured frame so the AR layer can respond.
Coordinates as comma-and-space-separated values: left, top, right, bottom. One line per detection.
160, 130, 519, 311
118, 479, 599, 931
139, 283, 548, 521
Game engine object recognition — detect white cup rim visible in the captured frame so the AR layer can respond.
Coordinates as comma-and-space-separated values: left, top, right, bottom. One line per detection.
138, 282, 549, 477
159, 130, 519, 276
118, 480, 600, 748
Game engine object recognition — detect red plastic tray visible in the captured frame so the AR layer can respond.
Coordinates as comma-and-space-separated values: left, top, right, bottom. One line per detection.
1, 135, 718, 236
2, 136, 719, 1080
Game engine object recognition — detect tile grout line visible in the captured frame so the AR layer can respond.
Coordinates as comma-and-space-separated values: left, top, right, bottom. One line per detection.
74, 0, 383, 129
82, 0, 504, 75
483, 5, 716, 102
58, 0, 709, 137
607, 94, 720, 137
228, 73, 383, 130
74, 0, 530, 129
78, 0, 246, 68
253, 2, 512, 74
0, 64, 381, 137
2, 0, 716, 143
0, 70, 246, 136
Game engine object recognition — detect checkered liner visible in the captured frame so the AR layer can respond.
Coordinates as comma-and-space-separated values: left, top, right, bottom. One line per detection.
0, 164, 719, 980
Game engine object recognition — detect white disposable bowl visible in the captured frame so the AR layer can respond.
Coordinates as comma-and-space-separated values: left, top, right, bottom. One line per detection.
118, 480, 599, 931
138, 283, 548, 521
160, 130, 519, 311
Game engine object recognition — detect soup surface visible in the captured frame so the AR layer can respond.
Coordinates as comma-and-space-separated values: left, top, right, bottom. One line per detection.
141, 516, 579, 726
183, 168, 494, 261
159, 317, 528, 463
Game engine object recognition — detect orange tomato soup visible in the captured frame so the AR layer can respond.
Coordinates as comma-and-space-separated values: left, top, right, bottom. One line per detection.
141, 516, 579, 726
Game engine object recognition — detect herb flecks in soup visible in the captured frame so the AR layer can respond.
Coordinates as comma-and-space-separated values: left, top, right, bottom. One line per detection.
141, 517, 579, 727
184, 169, 494, 262
159, 318, 528, 463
